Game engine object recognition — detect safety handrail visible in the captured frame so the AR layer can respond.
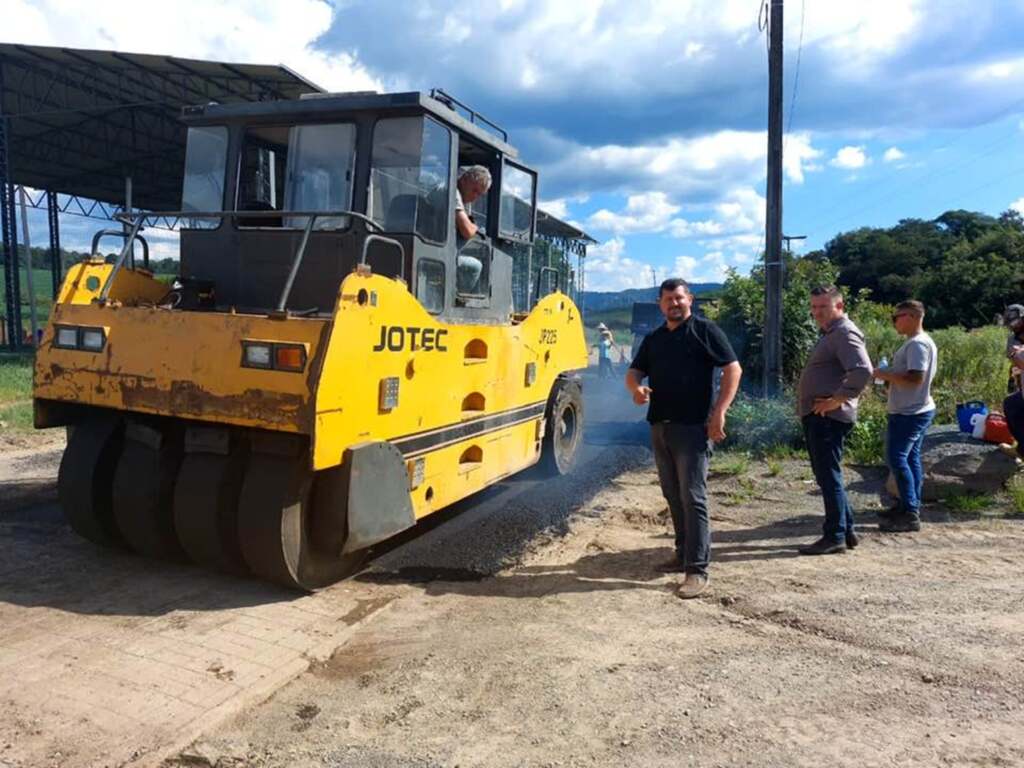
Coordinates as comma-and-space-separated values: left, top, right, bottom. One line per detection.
113, 208, 385, 232
535, 266, 561, 302
90, 229, 150, 270
96, 219, 147, 303
106, 209, 403, 313
360, 234, 407, 283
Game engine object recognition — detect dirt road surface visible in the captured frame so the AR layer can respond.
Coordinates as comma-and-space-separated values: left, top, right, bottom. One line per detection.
3, 375, 1023, 767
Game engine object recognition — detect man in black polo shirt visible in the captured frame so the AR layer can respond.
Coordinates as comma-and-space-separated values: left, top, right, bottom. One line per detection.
626, 278, 742, 599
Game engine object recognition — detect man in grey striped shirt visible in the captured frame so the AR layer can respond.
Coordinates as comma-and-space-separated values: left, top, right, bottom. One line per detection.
796, 285, 873, 556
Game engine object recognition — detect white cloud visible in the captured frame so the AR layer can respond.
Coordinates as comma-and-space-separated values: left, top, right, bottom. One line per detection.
586, 192, 681, 235
883, 147, 906, 163
583, 237, 658, 292
0, 0, 381, 93
672, 251, 731, 283
1010, 197, 1024, 216
830, 146, 869, 170
543, 130, 822, 202
586, 187, 765, 243
970, 56, 1024, 82
539, 198, 570, 219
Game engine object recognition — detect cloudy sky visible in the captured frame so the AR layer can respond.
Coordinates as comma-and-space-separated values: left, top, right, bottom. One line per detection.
5, 0, 1024, 291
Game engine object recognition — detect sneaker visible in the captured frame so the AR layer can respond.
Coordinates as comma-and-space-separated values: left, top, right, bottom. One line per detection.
878, 514, 921, 533
798, 537, 847, 556
655, 555, 686, 573
845, 530, 860, 549
676, 572, 709, 600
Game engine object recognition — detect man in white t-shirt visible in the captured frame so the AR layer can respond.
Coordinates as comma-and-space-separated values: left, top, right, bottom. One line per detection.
872, 300, 938, 533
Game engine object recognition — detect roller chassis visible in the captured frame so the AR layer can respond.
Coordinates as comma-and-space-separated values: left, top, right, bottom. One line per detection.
38, 268, 587, 590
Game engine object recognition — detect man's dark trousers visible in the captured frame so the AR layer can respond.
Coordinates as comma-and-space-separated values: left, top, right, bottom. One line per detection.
803, 414, 855, 543
650, 422, 711, 575
1004, 393, 1024, 458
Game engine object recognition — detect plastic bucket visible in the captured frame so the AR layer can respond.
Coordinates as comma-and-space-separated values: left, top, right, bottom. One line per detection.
957, 401, 988, 433
983, 413, 1015, 444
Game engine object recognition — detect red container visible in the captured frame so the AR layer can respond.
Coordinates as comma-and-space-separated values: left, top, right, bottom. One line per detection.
982, 413, 1015, 444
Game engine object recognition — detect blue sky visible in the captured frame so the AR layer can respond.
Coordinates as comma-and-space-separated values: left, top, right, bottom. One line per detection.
6, 0, 1024, 291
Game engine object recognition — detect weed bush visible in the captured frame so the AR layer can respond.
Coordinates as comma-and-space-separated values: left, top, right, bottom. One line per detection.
722, 393, 802, 453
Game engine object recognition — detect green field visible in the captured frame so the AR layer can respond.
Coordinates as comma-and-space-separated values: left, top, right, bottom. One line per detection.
0, 268, 58, 331
0, 353, 34, 432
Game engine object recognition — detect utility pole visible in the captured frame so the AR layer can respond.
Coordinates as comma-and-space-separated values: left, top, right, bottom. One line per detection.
763, 0, 784, 397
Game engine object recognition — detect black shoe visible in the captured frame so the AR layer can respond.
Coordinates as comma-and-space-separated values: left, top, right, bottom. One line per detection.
877, 504, 902, 520
878, 514, 921, 533
845, 530, 860, 549
655, 555, 686, 573
798, 537, 847, 556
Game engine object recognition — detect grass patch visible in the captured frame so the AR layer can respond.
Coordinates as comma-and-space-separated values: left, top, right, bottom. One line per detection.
723, 476, 758, 506
712, 452, 750, 477
0, 353, 34, 404
1007, 476, 1024, 516
765, 458, 783, 477
0, 401, 34, 432
943, 491, 995, 515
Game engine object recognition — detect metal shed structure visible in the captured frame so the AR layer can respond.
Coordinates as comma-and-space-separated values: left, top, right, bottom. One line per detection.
0, 43, 323, 348
0, 43, 595, 349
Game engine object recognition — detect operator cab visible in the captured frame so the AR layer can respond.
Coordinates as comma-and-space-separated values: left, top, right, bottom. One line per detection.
178, 90, 538, 325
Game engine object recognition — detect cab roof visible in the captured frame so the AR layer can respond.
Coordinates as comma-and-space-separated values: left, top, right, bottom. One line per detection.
182, 90, 519, 159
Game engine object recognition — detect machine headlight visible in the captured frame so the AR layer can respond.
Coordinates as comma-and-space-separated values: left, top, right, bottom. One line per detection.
80, 328, 106, 351
55, 327, 79, 349
241, 341, 307, 372
242, 342, 273, 369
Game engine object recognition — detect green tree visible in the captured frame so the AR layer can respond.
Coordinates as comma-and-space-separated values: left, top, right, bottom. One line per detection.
716, 253, 838, 386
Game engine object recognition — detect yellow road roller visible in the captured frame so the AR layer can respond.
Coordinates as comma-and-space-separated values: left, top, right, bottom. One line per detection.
33, 90, 588, 590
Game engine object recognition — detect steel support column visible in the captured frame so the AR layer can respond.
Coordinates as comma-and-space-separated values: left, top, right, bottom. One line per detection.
1, 64, 24, 349
47, 190, 61, 296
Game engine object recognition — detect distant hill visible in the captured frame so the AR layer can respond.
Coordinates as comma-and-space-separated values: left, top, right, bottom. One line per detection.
581, 283, 721, 312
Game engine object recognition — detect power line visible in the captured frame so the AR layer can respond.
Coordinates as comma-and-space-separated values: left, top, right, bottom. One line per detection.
785, 0, 805, 140
807, 117, 1024, 239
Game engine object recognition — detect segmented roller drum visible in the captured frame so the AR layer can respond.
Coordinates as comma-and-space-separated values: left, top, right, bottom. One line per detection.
59, 416, 365, 591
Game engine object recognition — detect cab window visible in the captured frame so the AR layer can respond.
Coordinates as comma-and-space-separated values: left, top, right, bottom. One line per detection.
499, 162, 536, 242
370, 116, 452, 244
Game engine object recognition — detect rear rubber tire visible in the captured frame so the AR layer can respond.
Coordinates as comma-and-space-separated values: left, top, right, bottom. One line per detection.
237, 453, 367, 591
58, 415, 126, 547
173, 448, 249, 575
113, 422, 187, 561
537, 378, 584, 477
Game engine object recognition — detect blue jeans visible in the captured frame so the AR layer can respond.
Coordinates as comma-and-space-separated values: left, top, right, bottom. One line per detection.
650, 422, 711, 575
886, 410, 935, 518
803, 415, 855, 543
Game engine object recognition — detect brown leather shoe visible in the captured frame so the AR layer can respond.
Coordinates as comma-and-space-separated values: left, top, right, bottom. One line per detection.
676, 573, 709, 600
